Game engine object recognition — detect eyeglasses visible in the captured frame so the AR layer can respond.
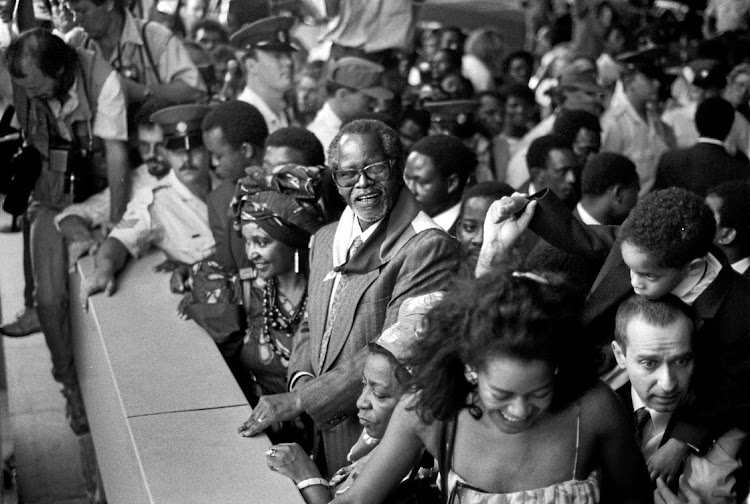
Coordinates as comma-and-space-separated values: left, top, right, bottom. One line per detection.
332, 160, 392, 187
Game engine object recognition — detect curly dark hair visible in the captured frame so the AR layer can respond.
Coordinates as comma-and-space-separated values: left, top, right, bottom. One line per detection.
406, 270, 596, 424
618, 188, 715, 268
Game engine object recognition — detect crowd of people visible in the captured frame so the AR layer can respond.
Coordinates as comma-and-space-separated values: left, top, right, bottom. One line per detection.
0, 0, 750, 502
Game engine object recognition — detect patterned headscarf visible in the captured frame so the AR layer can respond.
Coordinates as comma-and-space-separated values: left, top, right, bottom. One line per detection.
231, 164, 325, 249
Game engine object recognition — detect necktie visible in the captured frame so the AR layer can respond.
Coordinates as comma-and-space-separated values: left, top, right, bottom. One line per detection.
633, 407, 651, 447
317, 236, 364, 371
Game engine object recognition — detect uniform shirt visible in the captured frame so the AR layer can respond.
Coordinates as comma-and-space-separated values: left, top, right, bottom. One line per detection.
109, 170, 215, 264
322, 0, 422, 52
601, 89, 673, 195
54, 165, 159, 230
66, 11, 204, 92
237, 87, 289, 133
307, 101, 343, 158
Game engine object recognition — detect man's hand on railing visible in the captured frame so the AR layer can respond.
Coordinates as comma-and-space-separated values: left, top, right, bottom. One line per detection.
238, 391, 304, 437
81, 268, 117, 312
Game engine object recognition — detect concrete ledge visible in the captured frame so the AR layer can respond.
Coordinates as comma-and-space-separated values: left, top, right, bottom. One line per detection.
70, 251, 303, 504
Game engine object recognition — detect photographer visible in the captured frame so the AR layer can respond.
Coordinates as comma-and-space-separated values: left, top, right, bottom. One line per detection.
5, 28, 129, 435
63, 0, 205, 107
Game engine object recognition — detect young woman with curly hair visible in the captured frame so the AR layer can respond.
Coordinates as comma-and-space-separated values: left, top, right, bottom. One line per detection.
330, 271, 652, 504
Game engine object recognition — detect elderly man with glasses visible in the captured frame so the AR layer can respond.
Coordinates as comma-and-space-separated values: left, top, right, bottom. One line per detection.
238, 119, 462, 477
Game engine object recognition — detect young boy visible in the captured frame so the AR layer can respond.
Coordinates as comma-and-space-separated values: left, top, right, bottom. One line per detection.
613, 294, 746, 503
478, 187, 750, 482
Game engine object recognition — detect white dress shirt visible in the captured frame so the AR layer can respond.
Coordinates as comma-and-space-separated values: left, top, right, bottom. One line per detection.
237, 87, 289, 133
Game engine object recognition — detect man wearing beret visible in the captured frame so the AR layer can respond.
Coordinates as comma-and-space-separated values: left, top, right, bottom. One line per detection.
239, 119, 462, 477
233, 16, 296, 133
82, 104, 216, 300
307, 56, 393, 154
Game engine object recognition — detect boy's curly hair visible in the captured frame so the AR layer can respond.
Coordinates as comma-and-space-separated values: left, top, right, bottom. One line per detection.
619, 188, 715, 268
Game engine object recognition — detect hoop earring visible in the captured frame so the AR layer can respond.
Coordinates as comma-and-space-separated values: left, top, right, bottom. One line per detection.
464, 365, 478, 386
294, 249, 300, 274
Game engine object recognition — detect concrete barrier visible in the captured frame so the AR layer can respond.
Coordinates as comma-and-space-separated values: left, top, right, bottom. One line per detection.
70, 251, 304, 504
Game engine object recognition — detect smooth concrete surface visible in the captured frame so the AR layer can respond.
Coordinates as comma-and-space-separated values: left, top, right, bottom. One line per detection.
0, 209, 88, 504
72, 250, 304, 504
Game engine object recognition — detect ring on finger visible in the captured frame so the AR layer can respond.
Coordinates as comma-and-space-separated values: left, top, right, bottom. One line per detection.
266, 448, 277, 458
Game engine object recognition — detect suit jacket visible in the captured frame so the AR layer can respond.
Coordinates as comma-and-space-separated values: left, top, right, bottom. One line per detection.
207, 180, 250, 274
528, 189, 750, 452
653, 142, 750, 197
289, 189, 462, 475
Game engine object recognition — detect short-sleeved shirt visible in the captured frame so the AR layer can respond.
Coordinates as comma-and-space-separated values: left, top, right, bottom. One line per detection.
601, 89, 673, 195
109, 169, 215, 264
66, 11, 205, 92
47, 72, 128, 142
237, 86, 290, 133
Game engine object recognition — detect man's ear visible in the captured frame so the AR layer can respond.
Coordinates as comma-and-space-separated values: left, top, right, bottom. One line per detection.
716, 226, 737, 246
333, 87, 350, 102
240, 142, 255, 161
446, 173, 460, 195
612, 341, 627, 370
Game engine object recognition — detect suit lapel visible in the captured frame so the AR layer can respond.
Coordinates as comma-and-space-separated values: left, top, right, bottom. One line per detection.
317, 269, 380, 374
584, 247, 631, 325
308, 229, 335, 365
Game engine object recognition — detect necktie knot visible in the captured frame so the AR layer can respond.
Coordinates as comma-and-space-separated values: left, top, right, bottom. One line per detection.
348, 236, 364, 261
633, 407, 651, 447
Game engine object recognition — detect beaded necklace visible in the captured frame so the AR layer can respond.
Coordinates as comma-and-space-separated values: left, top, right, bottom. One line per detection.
260, 277, 307, 360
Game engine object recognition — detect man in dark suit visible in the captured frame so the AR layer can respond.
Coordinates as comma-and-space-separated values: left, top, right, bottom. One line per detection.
654, 97, 750, 198
239, 119, 461, 476
403, 134, 476, 236
612, 294, 746, 502
478, 187, 750, 483
201, 101, 268, 274
706, 181, 750, 279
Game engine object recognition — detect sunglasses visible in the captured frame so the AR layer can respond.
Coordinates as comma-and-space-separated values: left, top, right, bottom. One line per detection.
332, 160, 392, 187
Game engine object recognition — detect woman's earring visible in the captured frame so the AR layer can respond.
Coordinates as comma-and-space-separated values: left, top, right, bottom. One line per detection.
464, 365, 478, 385
294, 249, 300, 274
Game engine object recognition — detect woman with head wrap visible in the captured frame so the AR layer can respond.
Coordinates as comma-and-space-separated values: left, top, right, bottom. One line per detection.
230, 163, 325, 416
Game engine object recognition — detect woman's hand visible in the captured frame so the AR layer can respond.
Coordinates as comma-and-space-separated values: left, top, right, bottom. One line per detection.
265, 443, 321, 483
475, 194, 537, 277
238, 391, 304, 437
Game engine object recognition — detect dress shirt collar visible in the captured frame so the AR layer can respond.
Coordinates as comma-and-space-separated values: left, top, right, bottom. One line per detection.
732, 257, 750, 275
671, 253, 722, 305
631, 387, 672, 440
332, 205, 383, 269
576, 202, 603, 225
432, 202, 461, 232
697, 137, 726, 148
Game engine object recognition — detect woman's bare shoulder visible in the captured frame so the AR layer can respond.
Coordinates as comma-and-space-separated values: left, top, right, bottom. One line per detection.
578, 381, 630, 433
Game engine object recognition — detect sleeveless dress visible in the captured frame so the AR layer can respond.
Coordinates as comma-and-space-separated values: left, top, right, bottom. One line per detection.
444, 405, 600, 504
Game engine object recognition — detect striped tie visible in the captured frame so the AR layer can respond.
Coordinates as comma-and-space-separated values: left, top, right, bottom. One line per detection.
317, 236, 364, 371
